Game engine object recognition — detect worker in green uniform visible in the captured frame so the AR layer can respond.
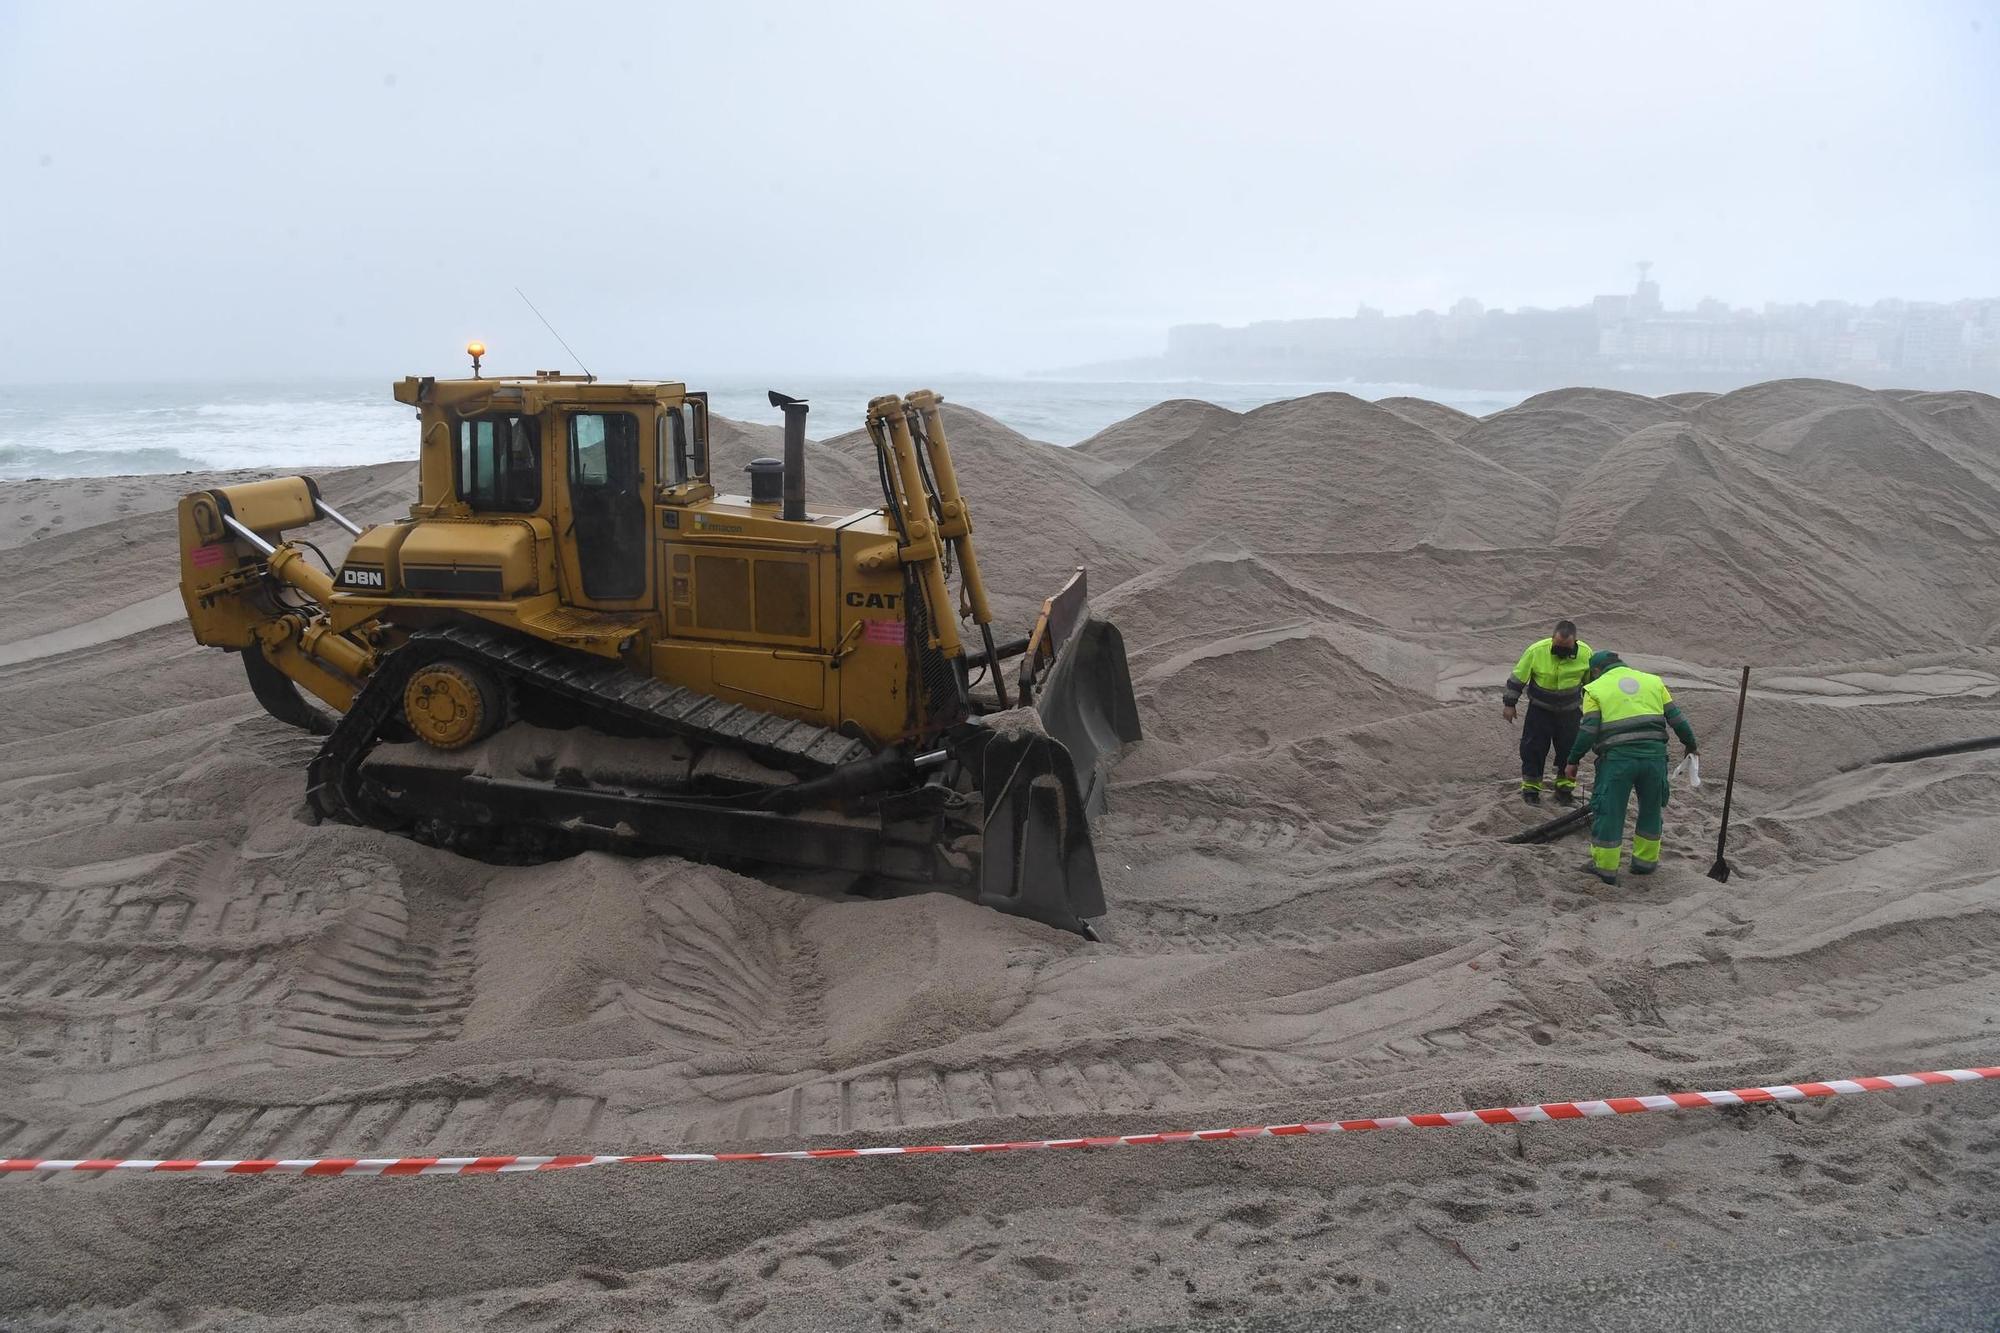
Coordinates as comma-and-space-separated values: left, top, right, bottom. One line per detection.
1503, 619, 1592, 806
1562, 650, 1698, 885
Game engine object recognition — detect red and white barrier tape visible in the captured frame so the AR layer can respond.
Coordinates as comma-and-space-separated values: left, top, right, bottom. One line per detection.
4, 1066, 1993, 1177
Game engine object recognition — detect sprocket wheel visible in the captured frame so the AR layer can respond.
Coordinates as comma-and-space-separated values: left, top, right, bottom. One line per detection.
401, 659, 508, 751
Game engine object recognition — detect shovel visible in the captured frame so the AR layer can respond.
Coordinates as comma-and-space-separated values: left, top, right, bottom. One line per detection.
1707, 665, 1751, 883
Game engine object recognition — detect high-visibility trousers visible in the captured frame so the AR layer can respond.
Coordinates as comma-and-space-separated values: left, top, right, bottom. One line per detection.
1589, 747, 1670, 875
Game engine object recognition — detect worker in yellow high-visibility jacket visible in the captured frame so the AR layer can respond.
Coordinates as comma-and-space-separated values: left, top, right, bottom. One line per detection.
1503, 619, 1591, 806
1563, 650, 1699, 886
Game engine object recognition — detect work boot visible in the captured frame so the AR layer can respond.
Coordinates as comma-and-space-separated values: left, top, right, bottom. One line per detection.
1553, 786, 1575, 807
1520, 785, 1542, 807
1579, 861, 1618, 886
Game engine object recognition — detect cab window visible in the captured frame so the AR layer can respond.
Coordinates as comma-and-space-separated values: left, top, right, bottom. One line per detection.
455, 414, 540, 512
657, 410, 683, 485
685, 397, 709, 480
568, 412, 641, 490
657, 405, 704, 485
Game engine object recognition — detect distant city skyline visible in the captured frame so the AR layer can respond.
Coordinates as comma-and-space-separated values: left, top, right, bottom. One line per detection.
1060, 269, 2000, 392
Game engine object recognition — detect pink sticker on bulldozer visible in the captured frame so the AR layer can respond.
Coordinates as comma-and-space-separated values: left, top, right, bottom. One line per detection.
861, 618, 905, 646
191, 544, 228, 568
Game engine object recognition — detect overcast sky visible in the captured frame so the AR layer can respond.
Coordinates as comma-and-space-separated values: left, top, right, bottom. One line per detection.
2, 1, 1996, 381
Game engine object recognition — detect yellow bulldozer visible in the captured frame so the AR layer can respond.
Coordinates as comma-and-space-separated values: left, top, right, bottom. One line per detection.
175, 350, 1140, 936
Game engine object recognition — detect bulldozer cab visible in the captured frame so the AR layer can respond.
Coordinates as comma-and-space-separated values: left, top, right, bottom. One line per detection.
394, 375, 715, 614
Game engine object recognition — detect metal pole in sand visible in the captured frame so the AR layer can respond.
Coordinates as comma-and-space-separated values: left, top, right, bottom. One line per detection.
1707, 665, 1751, 883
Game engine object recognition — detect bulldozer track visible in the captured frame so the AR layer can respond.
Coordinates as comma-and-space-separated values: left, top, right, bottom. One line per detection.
1110, 893, 1475, 948
274, 890, 479, 1061
1738, 768, 2000, 872
0, 844, 383, 946
0, 1086, 607, 1175
309, 619, 871, 826
1101, 809, 1391, 856
1315, 1000, 1569, 1078
5, 1005, 273, 1071
1656, 913, 2000, 1027
1309, 921, 2000, 1082
676, 1049, 1327, 1143
595, 915, 798, 1057
0, 947, 287, 1007
1107, 924, 1355, 955
0, 781, 226, 835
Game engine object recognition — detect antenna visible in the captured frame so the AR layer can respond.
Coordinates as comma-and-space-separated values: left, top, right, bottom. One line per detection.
514, 287, 594, 381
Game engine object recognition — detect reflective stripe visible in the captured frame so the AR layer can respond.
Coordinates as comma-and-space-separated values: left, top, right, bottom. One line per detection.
1632, 835, 1661, 865
1592, 845, 1621, 871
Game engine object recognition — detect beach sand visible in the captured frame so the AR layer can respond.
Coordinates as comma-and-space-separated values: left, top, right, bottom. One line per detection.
1, 380, 1997, 1330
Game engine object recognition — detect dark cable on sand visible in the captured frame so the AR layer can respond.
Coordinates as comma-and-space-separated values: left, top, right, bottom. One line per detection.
1502, 806, 1592, 844
1843, 735, 2000, 771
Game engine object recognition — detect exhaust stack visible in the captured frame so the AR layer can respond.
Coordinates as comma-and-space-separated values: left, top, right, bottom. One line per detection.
767, 390, 809, 521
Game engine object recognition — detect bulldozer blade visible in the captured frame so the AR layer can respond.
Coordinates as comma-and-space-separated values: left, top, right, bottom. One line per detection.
973, 725, 1108, 936
1028, 615, 1141, 817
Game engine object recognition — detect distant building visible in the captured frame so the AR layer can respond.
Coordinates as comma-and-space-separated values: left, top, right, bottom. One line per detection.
1145, 269, 2000, 390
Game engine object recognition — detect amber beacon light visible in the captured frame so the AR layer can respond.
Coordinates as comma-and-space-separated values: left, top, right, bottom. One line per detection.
466, 340, 486, 377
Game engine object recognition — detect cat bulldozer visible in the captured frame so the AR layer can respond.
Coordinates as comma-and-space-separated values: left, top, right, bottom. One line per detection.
175, 353, 1140, 936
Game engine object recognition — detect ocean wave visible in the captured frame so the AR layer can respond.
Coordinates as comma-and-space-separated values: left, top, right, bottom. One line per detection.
0, 387, 415, 477
0, 443, 211, 479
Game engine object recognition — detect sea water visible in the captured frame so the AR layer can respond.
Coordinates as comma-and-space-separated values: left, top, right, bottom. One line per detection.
0, 377, 1527, 480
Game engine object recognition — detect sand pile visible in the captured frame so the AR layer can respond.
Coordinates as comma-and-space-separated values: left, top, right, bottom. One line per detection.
1455, 406, 1635, 499
705, 413, 882, 513
1373, 395, 1478, 440
1097, 549, 1452, 781
1896, 387, 2000, 456
818, 403, 1173, 622
1690, 376, 1885, 439
1757, 403, 2000, 548
1558, 421, 2000, 656
4, 378, 2000, 1330
1658, 389, 1719, 410
1511, 385, 1689, 434
1454, 389, 1691, 500
1073, 399, 1247, 473
1103, 392, 1557, 554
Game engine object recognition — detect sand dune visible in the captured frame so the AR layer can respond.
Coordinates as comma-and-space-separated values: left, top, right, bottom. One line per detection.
1512, 385, 1690, 433
1372, 395, 1479, 441
1104, 393, 1557, 554
1455, 405, 1632, 500
3, 379, 1999, 1330
820, 404, 1174, 619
